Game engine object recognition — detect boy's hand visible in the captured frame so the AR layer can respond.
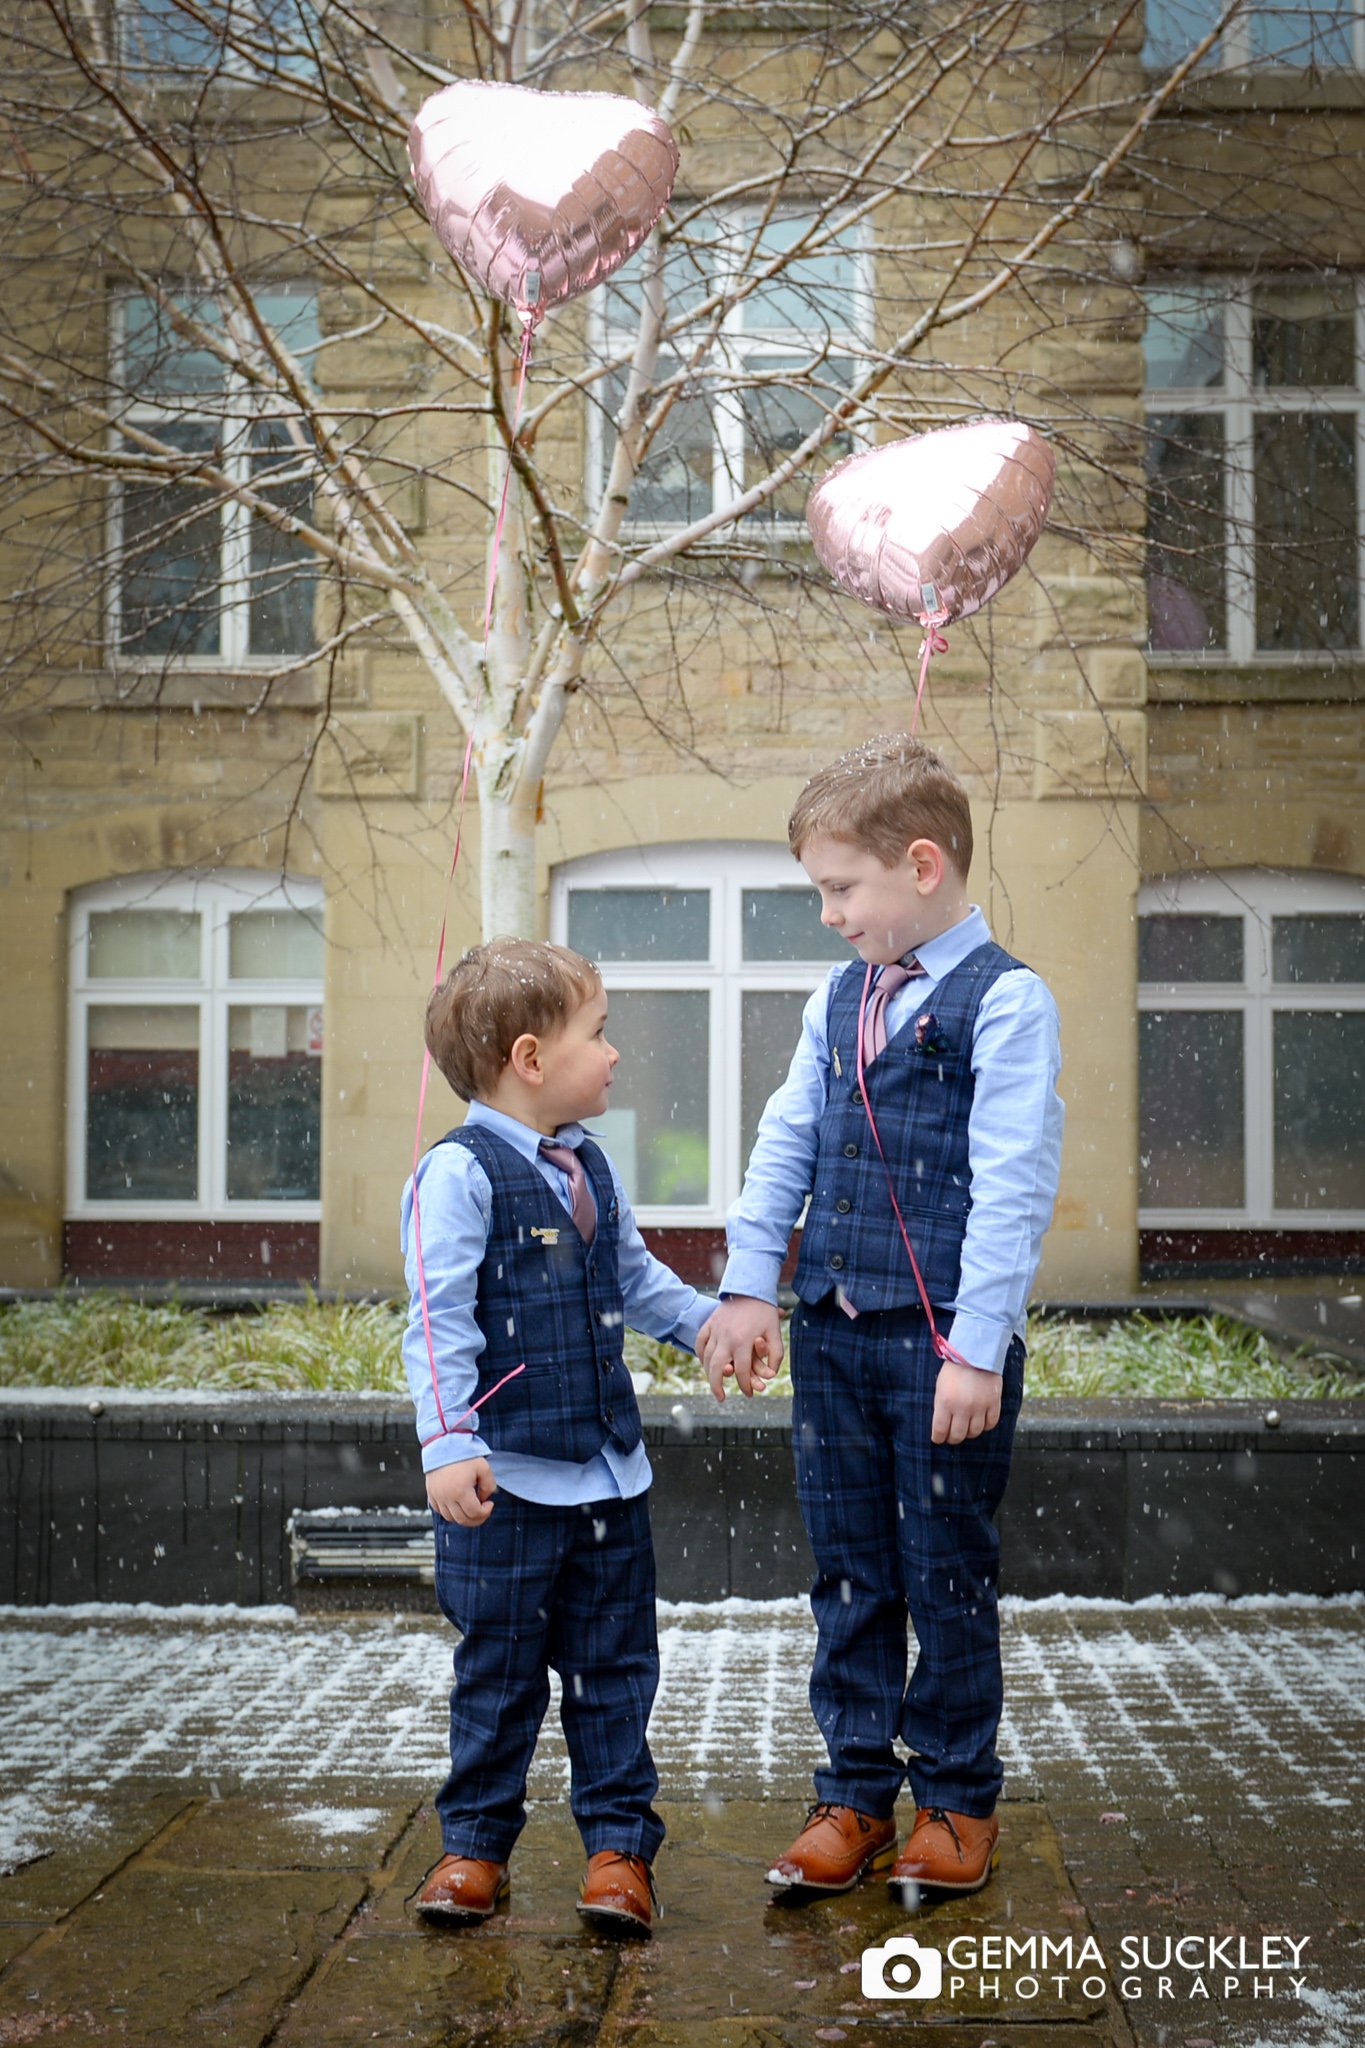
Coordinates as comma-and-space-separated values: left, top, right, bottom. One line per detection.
698, 1296, 783, 1401
426, 1456, 497, 1525
931, 1358, 1002, 1445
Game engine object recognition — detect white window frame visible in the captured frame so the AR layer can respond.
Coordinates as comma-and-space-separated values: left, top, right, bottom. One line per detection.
1144, 276, 1365, 665
589, 210, 875, 541
551, 843, 841, 1226
1145, 3, 1365, 70
67, 871, 324, 1224
108, 286, 318, 669
1138, 867, 1365, 1229
119, 0, 320, 83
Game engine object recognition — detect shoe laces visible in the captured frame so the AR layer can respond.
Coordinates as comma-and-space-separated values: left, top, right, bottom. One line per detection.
805, 1801, 874, 1837
923, 1806, 966, 1860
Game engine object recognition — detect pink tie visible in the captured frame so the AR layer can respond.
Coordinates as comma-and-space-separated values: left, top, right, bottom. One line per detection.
538, 1140, 597, 1245
859, 956, 926, 1067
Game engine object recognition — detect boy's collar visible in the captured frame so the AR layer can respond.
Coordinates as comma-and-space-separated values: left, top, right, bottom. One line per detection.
910, 904, 990, 975
465, 1100, 587, 1155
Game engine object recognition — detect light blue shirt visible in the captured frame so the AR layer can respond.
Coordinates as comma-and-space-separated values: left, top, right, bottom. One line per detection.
720, 907, 1064, 1374
400, 1100, 716, 1501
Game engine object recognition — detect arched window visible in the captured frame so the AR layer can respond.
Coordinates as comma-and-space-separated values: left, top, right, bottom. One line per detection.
66, 871, 323, 1280
1139, 870, 1365, 1245
551, 845, 845, 1225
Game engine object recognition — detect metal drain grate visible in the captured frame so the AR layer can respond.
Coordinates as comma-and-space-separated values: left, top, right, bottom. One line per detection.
289, 1509, 435, 1589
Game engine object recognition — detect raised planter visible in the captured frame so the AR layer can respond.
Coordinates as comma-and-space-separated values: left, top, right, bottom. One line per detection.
1, 1392, 1360, 1606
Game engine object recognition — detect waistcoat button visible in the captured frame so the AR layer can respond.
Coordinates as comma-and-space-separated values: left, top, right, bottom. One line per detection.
829, 1254, 845, 1270
850, 1088, 863, 1104
843, 1142, 858, 1158
835, 1197, 851, 1213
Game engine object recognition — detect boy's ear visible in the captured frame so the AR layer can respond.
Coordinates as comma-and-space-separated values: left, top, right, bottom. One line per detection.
906, 837, 945, 893
506, 1031, 544, 1087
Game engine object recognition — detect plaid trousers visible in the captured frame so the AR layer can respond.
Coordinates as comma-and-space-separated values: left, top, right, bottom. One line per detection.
791, 1297, 1025, 1820
431, 1489, 664, 1864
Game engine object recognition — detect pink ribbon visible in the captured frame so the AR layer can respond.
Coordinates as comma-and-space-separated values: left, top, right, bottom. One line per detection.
910, 611, 950, 737
853, 962, 971, 1369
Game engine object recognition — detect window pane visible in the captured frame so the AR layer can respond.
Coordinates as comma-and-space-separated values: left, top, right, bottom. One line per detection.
120, 422, 223, 657
1142, 289, 1225, 390
1139, 914, 1243, 982
1142, 0, 1223, 65
741, 991, 810, 1171
743, 217, 860, 339
88, 910, 201, 980
123, 1, 317, 77
122, 294, 227, 397
742, 889, 847, 962
602, 238, 713, 327
86, 1005, 198, 1201
1253, 413, 1357, 651
250, 423, 317, 656
567, 888, 709, 963
1274, 1012, 1365, 1209
601, 363, 714, 525
228, 909, 324, 979
1253, 284, 1356, 389
593, 990, 708, 1205
1272, 914, 1365, 984
1146, 412, 1227, 652
1250, 5, 1355, 66
741, 358, 854, 521
1139, 1010, 1244, 1207
227, 1005, 321, 1200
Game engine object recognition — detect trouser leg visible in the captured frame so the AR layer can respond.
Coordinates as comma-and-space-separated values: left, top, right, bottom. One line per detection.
792, 1302, 909, 1820
548, 1493, 665, 1863
430, 1494, 562, 1861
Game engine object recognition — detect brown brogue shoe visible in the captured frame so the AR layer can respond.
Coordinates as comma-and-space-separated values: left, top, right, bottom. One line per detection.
413, 1852, 509, 1923
766, 1802, 898, 1892
889, 1805, 999, 1900
576, 1850, 658, 1937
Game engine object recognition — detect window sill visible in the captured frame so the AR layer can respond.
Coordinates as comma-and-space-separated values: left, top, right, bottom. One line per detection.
51, 665, 334, 712
1147, 661, 1365, 705
1148, 69, 1365, 114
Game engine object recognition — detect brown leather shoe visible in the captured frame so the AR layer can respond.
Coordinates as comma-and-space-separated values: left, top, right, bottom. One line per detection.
413, 1852, 509, 1923
576, 1850, 658, 1937
766, 1802, 898, 1892
889, 1805, 999, 1899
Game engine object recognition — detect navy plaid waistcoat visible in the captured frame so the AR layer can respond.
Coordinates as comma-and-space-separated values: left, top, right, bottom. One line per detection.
439, 1126, 642, 1461
793, 941, 1024, 1312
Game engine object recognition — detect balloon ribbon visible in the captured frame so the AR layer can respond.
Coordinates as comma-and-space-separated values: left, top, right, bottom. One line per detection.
411, 315, 538, 1443
853, 964, 971, 1370
910, 611, 950, 737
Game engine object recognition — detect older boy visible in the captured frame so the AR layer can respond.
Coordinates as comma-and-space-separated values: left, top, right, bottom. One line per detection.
402, 938, 715, 1937
700, 734, 1063, 1902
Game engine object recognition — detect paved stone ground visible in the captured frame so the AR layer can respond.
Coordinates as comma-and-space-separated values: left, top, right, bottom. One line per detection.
0, 1596, 1361, 2046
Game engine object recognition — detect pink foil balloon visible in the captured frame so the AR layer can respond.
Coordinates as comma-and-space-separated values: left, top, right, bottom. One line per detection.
806, 419, 1056, 626
408, 79, 679, 320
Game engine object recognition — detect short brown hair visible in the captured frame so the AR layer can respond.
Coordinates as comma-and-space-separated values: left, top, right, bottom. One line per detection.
788, 732, 973, 877
425, 938, 601, 1102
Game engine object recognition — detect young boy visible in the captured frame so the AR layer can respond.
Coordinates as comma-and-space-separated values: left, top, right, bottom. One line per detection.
401, 937, 715, 1937
699, 733, 1063, 1903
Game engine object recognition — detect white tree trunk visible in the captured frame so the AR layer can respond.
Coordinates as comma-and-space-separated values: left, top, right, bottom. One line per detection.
478, 767, 539, 940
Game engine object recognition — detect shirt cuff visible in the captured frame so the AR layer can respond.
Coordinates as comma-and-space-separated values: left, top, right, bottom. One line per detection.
944, 1311, 1013, 1375
421, 1431, 491, 1472
718, 1252, 783, 1303
669, 1294, 721, 1355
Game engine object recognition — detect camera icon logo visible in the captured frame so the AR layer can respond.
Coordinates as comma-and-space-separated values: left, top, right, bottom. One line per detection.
861, 1936, 944, 2000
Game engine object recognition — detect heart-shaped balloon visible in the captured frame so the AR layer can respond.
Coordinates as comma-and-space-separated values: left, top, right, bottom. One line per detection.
409, 79, 680, 320
806, 419, 1056, 627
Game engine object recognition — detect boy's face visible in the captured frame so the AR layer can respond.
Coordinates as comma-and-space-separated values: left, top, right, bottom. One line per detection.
536, 982, 619, 1126
799, 832, 953, 964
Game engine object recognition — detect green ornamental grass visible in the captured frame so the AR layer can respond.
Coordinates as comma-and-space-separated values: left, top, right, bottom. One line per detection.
0, 1295, 1360, 1401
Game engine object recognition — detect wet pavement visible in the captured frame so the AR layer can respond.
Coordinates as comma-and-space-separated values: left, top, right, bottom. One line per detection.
0, 1595, 1361, 2046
